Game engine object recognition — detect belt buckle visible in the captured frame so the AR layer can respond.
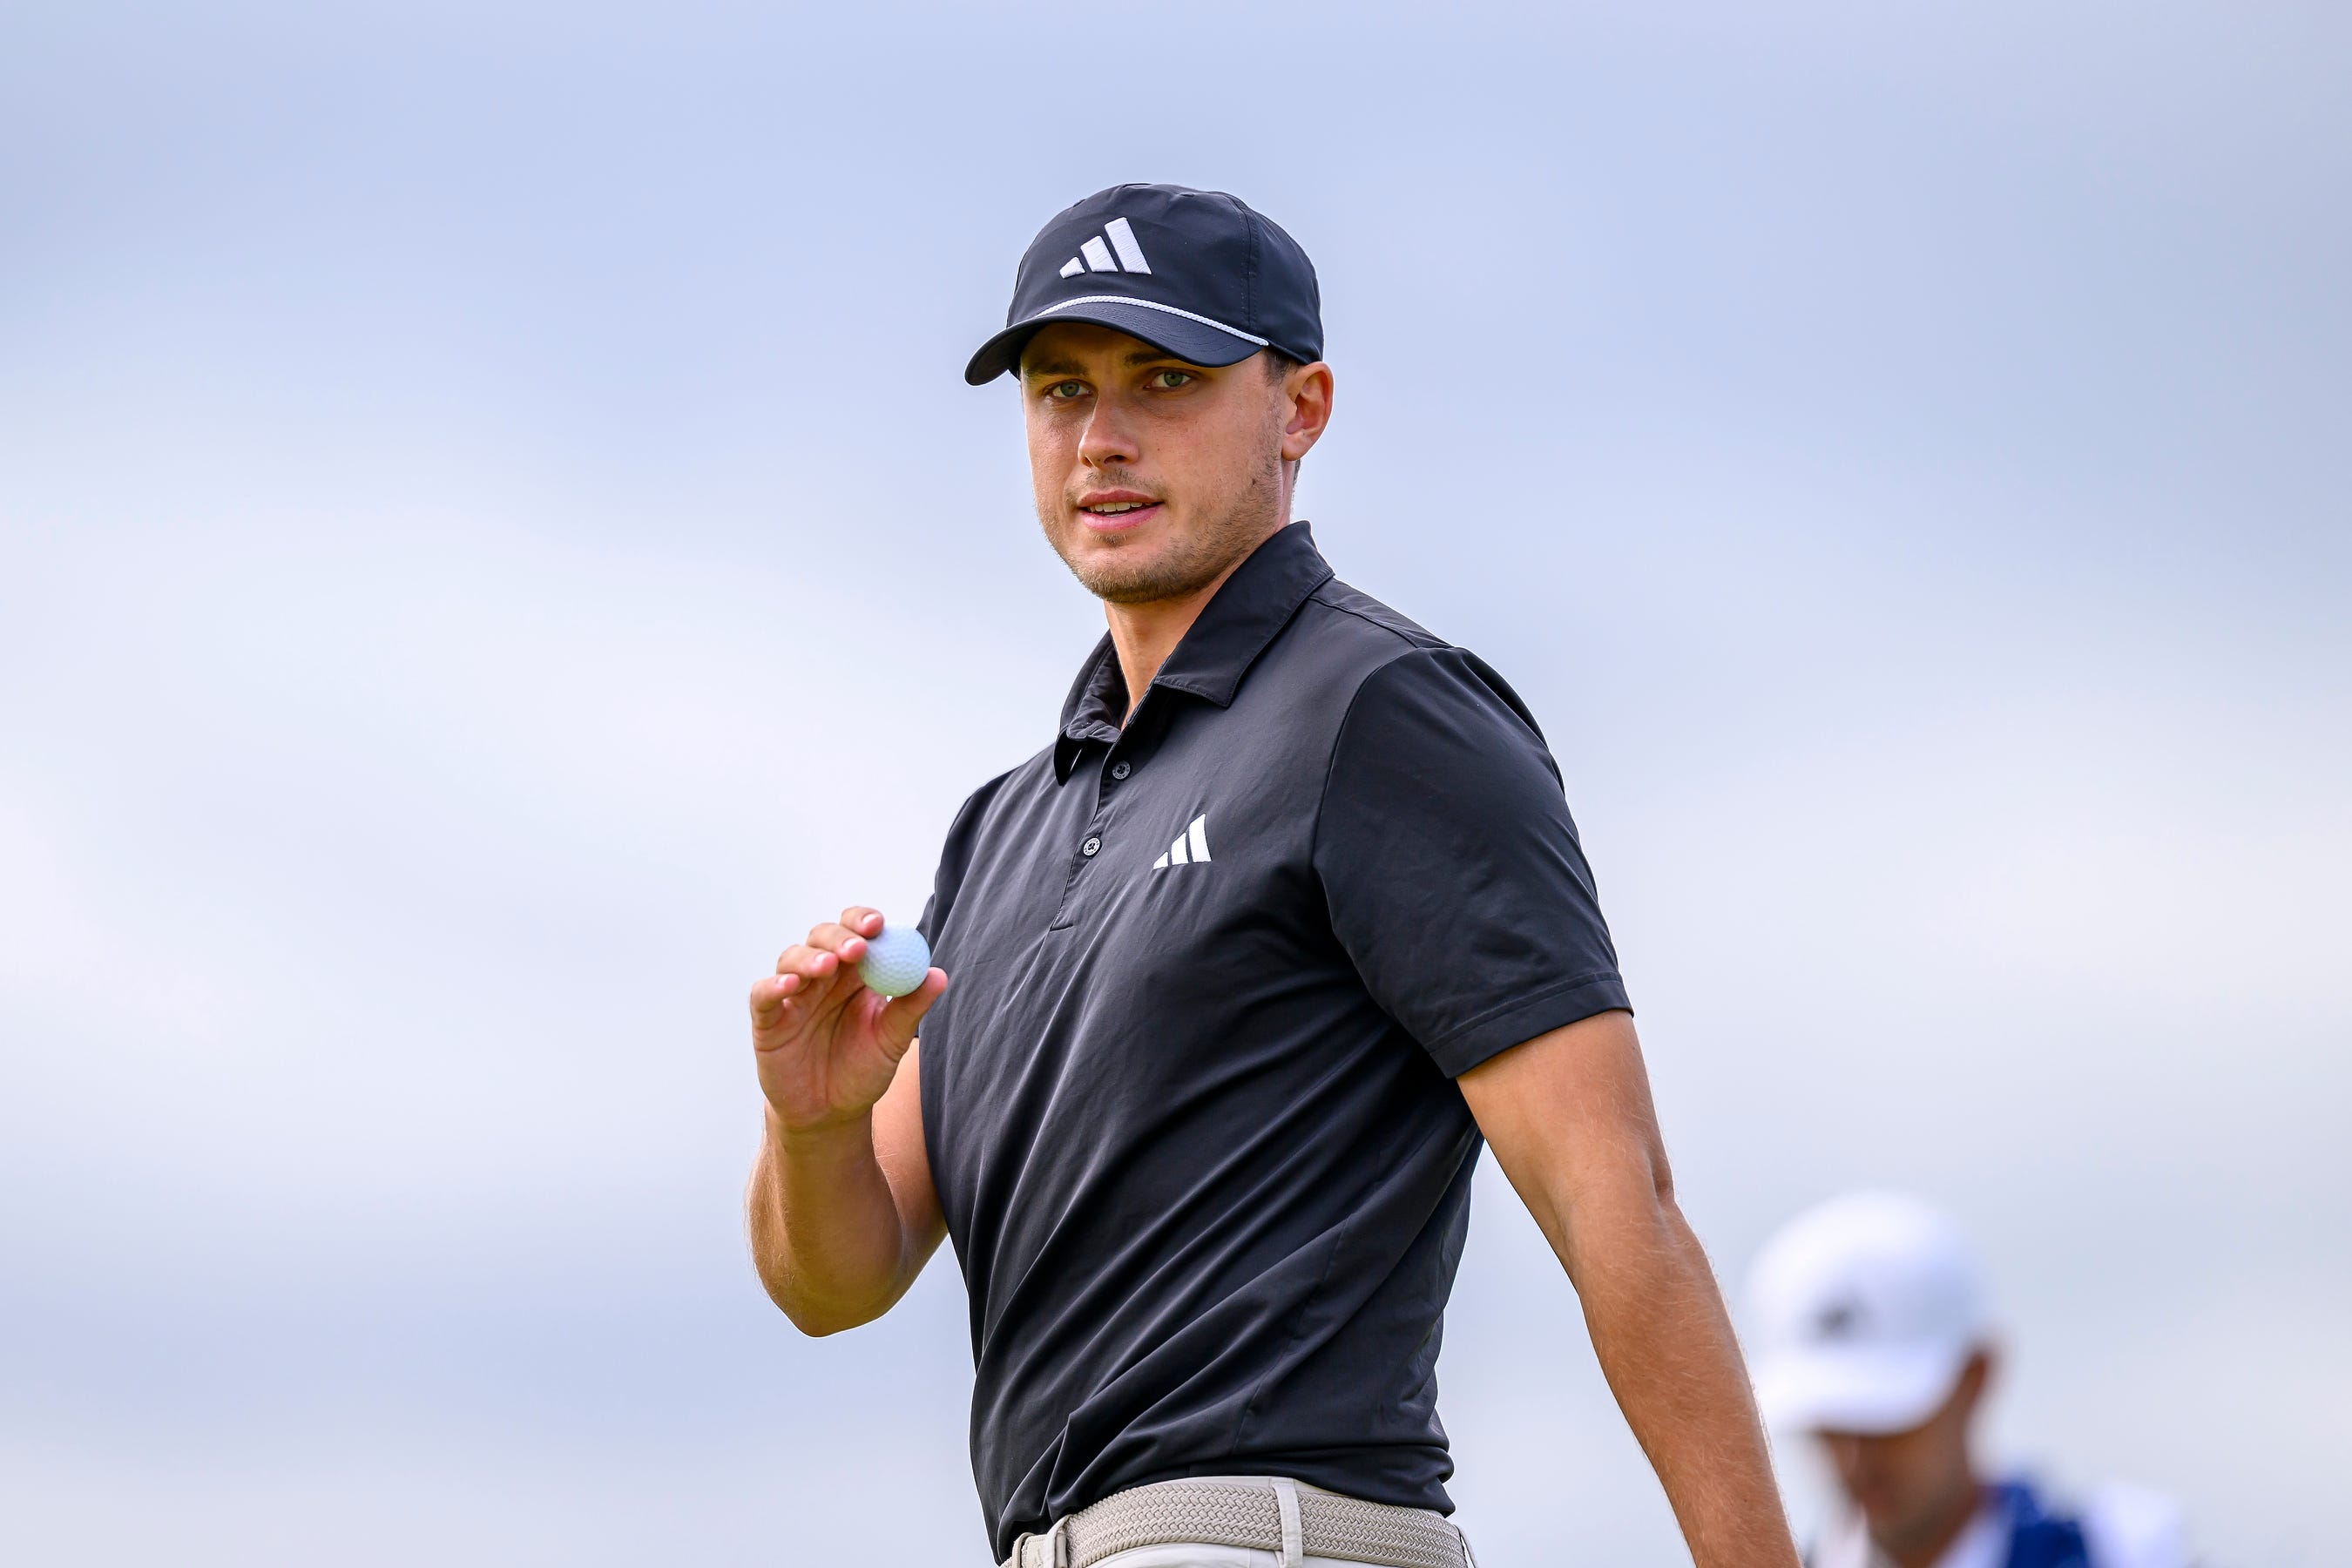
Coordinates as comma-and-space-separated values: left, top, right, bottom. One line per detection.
1003, 1514, 1071, 1568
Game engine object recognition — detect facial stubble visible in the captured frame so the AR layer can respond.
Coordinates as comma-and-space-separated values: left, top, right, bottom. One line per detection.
1042, 429, 1288, 607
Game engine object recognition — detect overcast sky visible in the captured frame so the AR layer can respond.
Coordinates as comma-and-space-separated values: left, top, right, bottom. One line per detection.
3, 3, 2346, 1564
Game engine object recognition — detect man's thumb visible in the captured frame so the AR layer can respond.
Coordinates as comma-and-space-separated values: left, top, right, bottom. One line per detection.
875, 968, 948, 1052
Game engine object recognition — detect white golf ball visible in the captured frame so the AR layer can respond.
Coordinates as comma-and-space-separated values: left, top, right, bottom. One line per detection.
856, 923, 931, 998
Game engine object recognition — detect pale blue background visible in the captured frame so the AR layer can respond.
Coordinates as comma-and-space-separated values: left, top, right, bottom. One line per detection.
3, 3, 2346, 1564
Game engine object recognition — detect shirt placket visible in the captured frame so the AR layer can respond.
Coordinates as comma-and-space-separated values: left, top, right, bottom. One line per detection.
1047, 693, 1157, 929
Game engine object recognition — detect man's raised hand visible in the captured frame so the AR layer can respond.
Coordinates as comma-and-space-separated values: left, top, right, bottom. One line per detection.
749, 906, 947, 1136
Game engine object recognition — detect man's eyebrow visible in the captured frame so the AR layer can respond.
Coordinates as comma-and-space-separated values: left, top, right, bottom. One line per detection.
1021, 358, 1086, 379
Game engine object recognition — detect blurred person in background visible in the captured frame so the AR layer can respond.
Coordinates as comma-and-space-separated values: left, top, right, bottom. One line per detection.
1746, 1193, 2190, 1568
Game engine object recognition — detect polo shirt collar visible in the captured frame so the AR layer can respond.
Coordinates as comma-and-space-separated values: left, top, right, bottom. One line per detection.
1053, 521, 1335, 781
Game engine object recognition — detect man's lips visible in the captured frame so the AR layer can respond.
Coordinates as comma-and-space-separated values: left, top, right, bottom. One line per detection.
1074, 491, 1164, 534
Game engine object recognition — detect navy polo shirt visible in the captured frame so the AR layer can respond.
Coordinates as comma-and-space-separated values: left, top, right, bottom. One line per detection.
915, 523, 1629, 1560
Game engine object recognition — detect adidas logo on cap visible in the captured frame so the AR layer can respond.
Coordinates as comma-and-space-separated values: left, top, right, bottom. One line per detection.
1057, 216, 1152, 279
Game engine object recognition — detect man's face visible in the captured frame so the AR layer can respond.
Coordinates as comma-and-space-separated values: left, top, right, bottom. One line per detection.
1017, 322, 1324, 605
1816, 1351, 1990, 1561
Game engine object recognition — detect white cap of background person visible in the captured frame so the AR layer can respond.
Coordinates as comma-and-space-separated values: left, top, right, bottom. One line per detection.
1746, 1191, 1990, 1435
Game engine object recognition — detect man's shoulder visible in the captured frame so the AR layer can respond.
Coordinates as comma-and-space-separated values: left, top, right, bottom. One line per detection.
1288, 578, 1551, 749
950, 748, 1053, 826
930, 747, 1059, 868
921, 749, 1055, 935
1223, 579, 1498, 767
1297, 577, 1450, 665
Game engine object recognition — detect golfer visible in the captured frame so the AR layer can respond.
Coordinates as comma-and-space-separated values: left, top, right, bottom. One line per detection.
746, 183, 1799, 1568
1746, 1193, 2188, 1568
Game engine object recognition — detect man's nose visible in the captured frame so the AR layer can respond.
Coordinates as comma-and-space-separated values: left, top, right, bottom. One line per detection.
1078, 390, 1139, 469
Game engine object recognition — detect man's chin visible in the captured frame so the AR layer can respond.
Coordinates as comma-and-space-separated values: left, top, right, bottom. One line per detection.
1060, 538, 1203, 605
1074, 563, 1193, 605
1857, 1498, 1923, 1541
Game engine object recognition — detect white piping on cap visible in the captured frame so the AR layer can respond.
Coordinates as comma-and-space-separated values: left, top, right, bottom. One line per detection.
1016, 294, 1270, 348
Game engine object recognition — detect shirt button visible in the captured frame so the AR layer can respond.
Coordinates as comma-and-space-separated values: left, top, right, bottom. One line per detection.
1110, 761, 1132, 780
1081, 835, 1102, 857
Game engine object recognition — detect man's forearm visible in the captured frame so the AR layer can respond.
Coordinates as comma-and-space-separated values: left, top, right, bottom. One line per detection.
747, 1109, 921, 1335
1463, 1016, 1797, 1568
1569, 1189, 1796, 1568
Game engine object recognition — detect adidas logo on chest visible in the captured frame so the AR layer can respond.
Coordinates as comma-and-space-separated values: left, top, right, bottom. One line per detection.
1151, 814, 1211, 870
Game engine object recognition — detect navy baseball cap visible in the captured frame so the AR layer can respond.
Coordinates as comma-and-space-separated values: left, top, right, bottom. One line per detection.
964, 183, 1323, 385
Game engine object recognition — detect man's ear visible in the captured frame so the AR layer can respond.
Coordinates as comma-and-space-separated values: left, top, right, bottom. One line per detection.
1952, 1348, 1994, 1416
1280, 361, 1335, 463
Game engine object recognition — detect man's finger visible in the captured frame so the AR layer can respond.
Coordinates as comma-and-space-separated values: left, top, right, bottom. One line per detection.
803, 922, 869, 961
839, 906, 885, 938
748, 971, 799, 1021
774, 943, 845, 980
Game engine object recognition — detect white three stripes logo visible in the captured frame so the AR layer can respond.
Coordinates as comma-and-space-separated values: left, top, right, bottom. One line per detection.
1058, 217, 1152, 280
1151, 814, 1212, 871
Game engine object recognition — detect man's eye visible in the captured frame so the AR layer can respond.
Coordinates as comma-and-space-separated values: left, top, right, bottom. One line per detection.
1048, 381, 1086, 399
1150, 370, 1193, 389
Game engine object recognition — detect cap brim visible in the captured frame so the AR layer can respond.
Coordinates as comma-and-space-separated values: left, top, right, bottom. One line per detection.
963, 298, 1268, 385
1751, 1342, 1971, 1436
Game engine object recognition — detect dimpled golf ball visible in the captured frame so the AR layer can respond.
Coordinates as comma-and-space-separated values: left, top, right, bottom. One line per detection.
856, 923, 930, 998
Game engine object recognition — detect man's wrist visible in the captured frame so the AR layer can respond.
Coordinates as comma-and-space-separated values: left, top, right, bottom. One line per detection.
765, 1101, 877, 1159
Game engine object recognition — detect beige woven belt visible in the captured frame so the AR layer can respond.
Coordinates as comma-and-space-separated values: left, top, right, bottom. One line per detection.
1000, 1476, 1473, 1568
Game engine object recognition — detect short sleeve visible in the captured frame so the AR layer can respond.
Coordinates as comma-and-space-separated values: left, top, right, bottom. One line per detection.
1312, 647, 1629, 1077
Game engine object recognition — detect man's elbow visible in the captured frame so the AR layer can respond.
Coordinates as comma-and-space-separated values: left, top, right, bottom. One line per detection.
1631, 1148, 1693, 1264
1585, 1132, 1679, 1226
764, 1281, 867, 1337
755, 1262, 903, 1337
1646, 1143, 1680, 1211
1555, 1141, 1689, 1283
783, 1305, 863, 1339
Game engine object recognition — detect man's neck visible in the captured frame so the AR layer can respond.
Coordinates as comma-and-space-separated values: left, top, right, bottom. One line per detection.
1877, 1481, 1991, 1568
1102, 525, 1281, 720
